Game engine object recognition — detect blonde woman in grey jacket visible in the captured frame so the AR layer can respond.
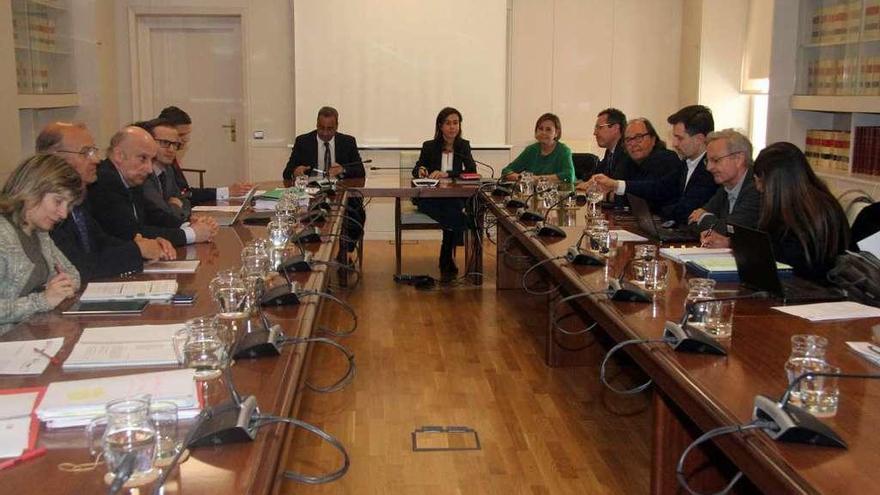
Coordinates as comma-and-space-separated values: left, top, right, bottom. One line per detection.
0, 154, 82, 329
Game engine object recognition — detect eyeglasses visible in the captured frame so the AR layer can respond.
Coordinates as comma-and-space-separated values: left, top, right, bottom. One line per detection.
594, 123, 615, 131
57, 146, 100, 160
624, 133, 651, 145
156, 139, 182, 150
707, 151, 743, 165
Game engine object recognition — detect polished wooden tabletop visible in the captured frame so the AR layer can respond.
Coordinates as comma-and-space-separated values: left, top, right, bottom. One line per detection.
0, 187, 346, 494
485, 194, 880, 495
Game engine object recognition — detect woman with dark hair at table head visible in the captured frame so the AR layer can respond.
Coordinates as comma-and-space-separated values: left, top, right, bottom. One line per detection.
412, 107, 477, 282
752, 142, 849, 282
501, 113, 575, 183
0, 154, 82, 329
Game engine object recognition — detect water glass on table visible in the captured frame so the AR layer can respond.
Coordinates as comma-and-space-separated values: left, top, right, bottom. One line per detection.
703, 300, 735, 338
643, 259, 669, 291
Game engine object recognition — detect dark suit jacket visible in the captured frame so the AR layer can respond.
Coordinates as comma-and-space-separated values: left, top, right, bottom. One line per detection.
697, 168, 762, 235
283, 130, 365, 180
411, 138, 476, 178
88, 160, 187, 246
51, 204, 143, 282
142, 169, 191, 222
593, 141, 628, 179
170, 160, 217, 206
664, 155, 719, 226
620, 147, 684, 214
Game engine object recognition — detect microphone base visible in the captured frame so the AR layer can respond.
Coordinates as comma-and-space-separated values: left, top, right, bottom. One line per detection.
608, 279, 652, 303
566, 247, 605, 266
491, 186, 512, 197
537, 222, 567, 238
187, 396, 259, 448
662, 321, 727, 355
233, 325, 284, 359
301, 210, 327, 225
505, 198, 528, 209
260, 285, 301, 307
277, 254, 312, 273
291, 226, 322, 244
752, 395, 846, 448
518, 209, 544, 222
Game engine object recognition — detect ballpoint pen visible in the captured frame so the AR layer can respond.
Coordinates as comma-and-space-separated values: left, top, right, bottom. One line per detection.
32, 347, 61, 365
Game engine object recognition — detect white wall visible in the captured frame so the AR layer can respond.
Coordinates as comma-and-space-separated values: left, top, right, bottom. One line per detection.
509, 0, 683, 157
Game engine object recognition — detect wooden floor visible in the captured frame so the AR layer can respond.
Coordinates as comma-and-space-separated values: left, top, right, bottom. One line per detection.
282, 240, 652, 494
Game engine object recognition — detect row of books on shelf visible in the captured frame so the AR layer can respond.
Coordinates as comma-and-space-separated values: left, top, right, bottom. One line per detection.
805, 129, 851, 173
805, 56, 880, 95
852, 126, 880, 175
12, 11, 60, 52
810, 1, 880, 44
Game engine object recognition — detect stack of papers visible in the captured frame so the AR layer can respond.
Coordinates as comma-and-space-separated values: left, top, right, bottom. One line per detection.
0, 389, 42, 459
773, 301, 880, 321
846, 341, 880, 368
36, 369, 200, 429
611, 230, 648, 242
143, 260, 200, 274
63, 324, 183, 370
0, 338, 64, 375
80, 280, 178, 301
660, 247, 732, 263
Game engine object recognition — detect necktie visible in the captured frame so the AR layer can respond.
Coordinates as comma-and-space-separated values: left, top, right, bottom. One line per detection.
323, 141, 331, 171
71, 207, 90, 253
607, 150, 614, 176
156, 172, 166, 197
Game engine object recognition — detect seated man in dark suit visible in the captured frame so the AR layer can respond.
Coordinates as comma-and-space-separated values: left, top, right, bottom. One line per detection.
577, 108, 628, 206
38, 122, 176, 282
88, 126, 218, 247
283, 106, 366, 255
687, 129, 762, 248
157, 106, 253, 205
588, 118, 683, 214
662, 105, 719, 225
135, 118, 192, 222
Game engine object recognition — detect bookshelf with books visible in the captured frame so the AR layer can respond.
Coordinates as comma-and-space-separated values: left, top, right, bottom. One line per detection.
11, 0, 74, 95
769, 0, 880, 195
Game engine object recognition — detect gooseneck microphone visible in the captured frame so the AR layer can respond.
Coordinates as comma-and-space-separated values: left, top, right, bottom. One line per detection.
107, 452, 137, 495
453, 152, 496, 178
534, 192, 575, 238
663, 291, 770, 355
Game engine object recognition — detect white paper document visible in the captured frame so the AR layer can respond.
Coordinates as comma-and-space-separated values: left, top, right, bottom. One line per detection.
143, 260, 200, 274
611, 230, 648, 243
37, 368, 200, 428
772, 301, 880, 322
191, 205, 242, 213
846, 341, 880, 368
63, 324, 183, 370
857, 231, 880, 257
0, 391, 39, 459
660, 247, 732, 264
80, 280, 178, 301
0, 338, 64, 375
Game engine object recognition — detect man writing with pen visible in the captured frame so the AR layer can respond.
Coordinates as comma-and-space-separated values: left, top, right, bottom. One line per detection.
687, 129, 761, 248
281, 106, 366, 258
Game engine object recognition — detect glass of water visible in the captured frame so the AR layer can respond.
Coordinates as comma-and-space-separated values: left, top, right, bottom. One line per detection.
643, 259, 669, 291
173, 317, 228, 381
703, 300, 735, 338
149, 401, 179, 467
86, 398, 157, 486
790, 363, 840, 417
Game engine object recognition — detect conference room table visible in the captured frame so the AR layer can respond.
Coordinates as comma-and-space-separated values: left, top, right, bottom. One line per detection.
484, 192, 880, 495
0, 183, 350, 494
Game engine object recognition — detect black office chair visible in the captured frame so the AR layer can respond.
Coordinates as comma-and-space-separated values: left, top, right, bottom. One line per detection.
572, 153, 599, 181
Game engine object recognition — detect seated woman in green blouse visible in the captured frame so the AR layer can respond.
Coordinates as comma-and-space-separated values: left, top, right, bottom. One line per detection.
501, 113, 575, 183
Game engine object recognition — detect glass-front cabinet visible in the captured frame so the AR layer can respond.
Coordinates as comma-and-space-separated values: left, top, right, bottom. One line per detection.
11, 0, 74, 94
796, 0, 880, 96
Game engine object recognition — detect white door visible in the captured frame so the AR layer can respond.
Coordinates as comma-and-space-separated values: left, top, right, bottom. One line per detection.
132, 15, 246, 186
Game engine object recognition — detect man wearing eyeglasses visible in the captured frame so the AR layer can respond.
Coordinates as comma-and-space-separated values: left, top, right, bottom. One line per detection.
38, 122, 176, 282
687, 129, 762, 248
136, 118, 192, 222
587, 118, 683, 214
589, 108, 628, 179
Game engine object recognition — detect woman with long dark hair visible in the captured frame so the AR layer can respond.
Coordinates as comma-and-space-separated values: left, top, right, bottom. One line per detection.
412, 107, 476, 281
752, 142, 849, 282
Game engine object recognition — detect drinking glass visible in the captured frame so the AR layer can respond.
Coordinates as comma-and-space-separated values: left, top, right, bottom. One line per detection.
149, 401, 179, 466
209, 269, 248, 318
792, 363, 840, 417
703, 300, 735, 338
785, 334, 829, 406
584, 182, 605, 217
685, 278, 716, 325
643, 259, 669, 291
267, 218, 290, 249
631, 244, 658, 283
86, 398, 157, 486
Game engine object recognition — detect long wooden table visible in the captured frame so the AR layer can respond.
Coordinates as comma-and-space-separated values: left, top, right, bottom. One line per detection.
486, 193, 880, 494
0, 185, 349, 494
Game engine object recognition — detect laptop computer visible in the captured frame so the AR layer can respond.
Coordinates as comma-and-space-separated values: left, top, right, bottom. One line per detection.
213, 187, 257, 226
729, 223, 846, 304
627, 193, 699, 243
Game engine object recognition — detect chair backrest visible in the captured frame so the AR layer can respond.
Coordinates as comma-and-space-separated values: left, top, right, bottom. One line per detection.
837, 189, 875, 225
399, 151, 420, 180
572, 152, 599, 181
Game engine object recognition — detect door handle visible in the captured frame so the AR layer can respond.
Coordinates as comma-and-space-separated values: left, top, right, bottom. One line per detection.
221, 118, 237, 142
